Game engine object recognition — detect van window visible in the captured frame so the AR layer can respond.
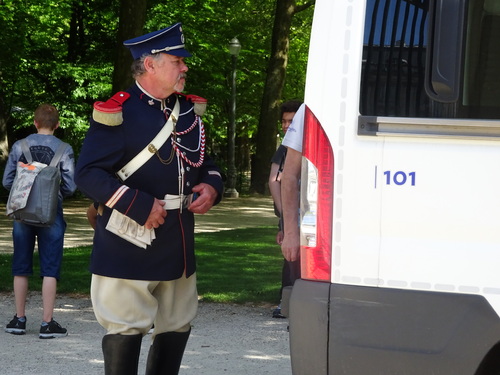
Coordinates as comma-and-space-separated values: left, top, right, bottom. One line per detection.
360, 0, 500, 119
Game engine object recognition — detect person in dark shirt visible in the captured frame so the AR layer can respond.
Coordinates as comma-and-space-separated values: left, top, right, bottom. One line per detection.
268, 100, 302, 318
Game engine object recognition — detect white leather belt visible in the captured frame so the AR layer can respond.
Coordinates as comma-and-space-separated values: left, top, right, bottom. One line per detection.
162, 194, 195, 210
116, 98, 179, 181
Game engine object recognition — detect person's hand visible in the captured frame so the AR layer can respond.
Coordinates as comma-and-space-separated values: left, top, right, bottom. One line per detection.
188, 183, 218, 214
144, 198, 167, 229
281, 232, 300, 261
276, 230, 284, 245
86, 204, 98, 230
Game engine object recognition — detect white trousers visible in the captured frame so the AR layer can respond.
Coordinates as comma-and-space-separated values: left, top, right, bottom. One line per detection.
91, 273, 198, 339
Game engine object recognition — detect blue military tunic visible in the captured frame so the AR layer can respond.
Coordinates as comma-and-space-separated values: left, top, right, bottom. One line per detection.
75, 83, 223, 281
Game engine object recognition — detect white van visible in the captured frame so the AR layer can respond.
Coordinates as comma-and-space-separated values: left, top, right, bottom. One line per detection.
285, 0, 500, 374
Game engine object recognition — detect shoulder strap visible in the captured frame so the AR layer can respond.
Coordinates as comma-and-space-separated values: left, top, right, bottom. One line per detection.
49, 142, 68, 167
20, 139, 33, 164
20, 139, 67, 167
117, 97, 180, 181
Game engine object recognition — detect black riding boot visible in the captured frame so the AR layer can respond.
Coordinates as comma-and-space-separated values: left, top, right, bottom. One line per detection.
102, 334, 142, 375
145, 329, 191, 375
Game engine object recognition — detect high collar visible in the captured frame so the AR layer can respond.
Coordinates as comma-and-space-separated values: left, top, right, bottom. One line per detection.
132, 82, 177, 111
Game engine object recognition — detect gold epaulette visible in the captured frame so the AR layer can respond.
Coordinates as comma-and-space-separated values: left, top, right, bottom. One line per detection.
177, 93, 207, 116
92, 92, 130, 126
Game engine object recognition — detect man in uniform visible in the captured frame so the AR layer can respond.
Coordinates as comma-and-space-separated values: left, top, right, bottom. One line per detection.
75, 23, 223, 375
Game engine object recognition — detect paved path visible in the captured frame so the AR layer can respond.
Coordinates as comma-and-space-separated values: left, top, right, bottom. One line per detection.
0, 294, 290, 375
0, 195, 277, 253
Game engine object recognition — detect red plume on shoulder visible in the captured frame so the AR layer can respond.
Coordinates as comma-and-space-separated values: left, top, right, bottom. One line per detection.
93, 92, 130, 126
185, 94, 207, 116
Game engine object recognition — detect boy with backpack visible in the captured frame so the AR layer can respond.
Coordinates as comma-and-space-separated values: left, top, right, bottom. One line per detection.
2, 103, 76, 338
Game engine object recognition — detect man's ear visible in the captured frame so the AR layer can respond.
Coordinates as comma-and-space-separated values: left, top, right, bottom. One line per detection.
54, 122, 60, 130
144, 56, 155, 72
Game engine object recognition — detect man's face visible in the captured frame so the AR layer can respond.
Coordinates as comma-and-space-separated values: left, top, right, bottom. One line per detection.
281, 111, 296, 133
153, 53, 189, 97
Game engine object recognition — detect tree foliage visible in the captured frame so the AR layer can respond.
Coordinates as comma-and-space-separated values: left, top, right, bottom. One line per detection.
0, 0, 314, 194
251, 0, 315, 194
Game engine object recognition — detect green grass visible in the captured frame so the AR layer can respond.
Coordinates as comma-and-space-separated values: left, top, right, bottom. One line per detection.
0, 226, 284, 305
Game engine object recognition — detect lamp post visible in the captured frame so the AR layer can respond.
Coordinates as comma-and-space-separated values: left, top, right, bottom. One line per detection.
225, 37, 241, 198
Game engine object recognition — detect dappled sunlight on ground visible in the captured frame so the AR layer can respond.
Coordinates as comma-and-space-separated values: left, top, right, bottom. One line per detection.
0, 196, 276, 253
0, 293, 291, 374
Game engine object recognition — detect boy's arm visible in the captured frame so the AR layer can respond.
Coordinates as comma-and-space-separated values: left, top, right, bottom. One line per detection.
2, 142, 21, 190
60, 145, 77, 198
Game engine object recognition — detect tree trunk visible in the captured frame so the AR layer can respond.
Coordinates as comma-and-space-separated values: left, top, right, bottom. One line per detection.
0, 114, 9, 163
250, 0, 314, 194
111, 0, 148, 93
67, 2, 85, 63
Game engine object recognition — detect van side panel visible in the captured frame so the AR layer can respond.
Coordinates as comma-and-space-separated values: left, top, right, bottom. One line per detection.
328, 283, 500, 375
375, 137, 500, 314
290, 280, 500, 374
